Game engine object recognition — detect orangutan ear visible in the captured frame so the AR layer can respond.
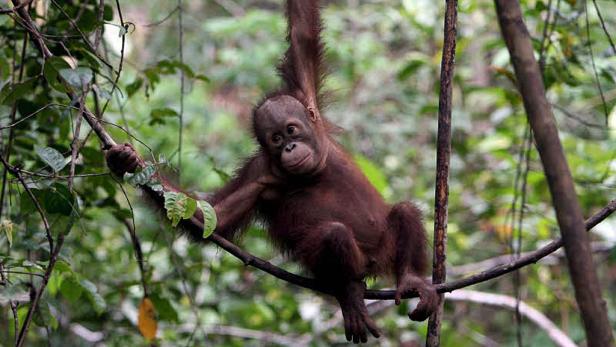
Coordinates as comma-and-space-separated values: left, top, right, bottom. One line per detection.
307, 106, 320, 123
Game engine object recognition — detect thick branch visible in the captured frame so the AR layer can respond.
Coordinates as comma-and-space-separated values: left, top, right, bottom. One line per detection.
365, 200, 615, 299
10, 0, 616, 305
494, 1, 613, 346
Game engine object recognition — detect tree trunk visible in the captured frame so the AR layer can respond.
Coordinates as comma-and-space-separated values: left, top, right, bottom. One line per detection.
493, 1, 614, 346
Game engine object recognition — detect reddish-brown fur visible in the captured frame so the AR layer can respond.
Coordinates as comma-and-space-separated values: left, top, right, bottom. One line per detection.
106, 1, 437, 343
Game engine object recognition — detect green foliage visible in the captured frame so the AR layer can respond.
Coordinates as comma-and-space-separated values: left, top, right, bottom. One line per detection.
163, 191, 196, 227
34, 146, 69, 173
123, 164, 157, 187
198, 200, 217, 239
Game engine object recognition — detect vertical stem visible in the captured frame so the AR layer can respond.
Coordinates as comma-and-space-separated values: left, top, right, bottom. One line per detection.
494, 1, 614, 346
0, 26, 28, 218
177, 0, 185, 181
426, 0, 458, 346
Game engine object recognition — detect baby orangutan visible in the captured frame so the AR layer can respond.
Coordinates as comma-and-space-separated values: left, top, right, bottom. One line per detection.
106, 0, 437, 343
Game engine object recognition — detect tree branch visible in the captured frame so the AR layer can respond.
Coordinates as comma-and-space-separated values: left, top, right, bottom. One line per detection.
446, 290, 576, 347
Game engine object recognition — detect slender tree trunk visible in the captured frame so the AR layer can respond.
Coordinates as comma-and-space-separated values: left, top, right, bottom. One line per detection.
493, 1, 613, 346
426, 0, 458, 346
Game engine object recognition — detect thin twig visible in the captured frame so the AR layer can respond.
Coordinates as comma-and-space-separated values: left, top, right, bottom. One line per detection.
177, 0, 184, 180
0, 157, 52, 251
49, 0, 113, 70
69, 91, 88, 192
100, 0, 127, 116
93, 0, 105, 50
446, 290, 576, 347
584, 1, 609, 126
0, 22, 28, 219
590, 0, 616, 54
142, 6, 179, 27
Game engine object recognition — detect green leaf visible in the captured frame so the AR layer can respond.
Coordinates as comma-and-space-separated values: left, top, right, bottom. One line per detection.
59, 67, 93, 91
0, 283, 27, 304
43, 57, 71, 92
0, 219, 13, 247
33, 302, 58, 329
149, 107, 178, 125
103, 4, 113, 21
124, 165, 156, 186
35, 146, 69, 173
184, 198, 197, 219
0, 79, 37, 105
43, 184, 76, 216
20, 185, 75, 216
150, 294, 179, 322
48, 271, 63, 296
353, 155, 388, 195
163, 191, 195, 227
397, 55, 427, 81
75, 9, 98, 33
198, 200, 217, 238
194, 74, 210, 83
126, 77, 144, 97
80, 279, 107, 314
60, 275, 83, 303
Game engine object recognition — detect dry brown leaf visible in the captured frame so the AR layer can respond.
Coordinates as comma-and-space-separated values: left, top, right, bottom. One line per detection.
138, 297, 157, 340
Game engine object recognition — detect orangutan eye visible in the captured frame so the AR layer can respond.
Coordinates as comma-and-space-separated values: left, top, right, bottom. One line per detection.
287, 125, 297, 135
272, 134, 283, 144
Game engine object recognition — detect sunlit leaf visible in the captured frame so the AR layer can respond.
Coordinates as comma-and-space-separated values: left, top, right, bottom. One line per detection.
198, 200, 217, 238
35, 146, 69, 173
353, 155, 388, 195
163, 191, 195, 227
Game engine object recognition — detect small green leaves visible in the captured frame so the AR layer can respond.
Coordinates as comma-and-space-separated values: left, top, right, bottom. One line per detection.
197, 200, 217, 239
59, 67, 93, 90
80, 279, 107, 314
149, 107, 179, 125
162, 193, 217, 236
163, 191, 196, 227
124, 165, 156, 187
35, 146, 69, 173
43, 56, 71, 92
126, 77, 144, 97
0, 79, 37, 105
20, 184, 76, 216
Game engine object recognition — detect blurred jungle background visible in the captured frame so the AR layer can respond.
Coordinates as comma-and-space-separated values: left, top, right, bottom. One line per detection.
0, 0, 614, 346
